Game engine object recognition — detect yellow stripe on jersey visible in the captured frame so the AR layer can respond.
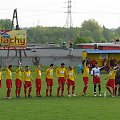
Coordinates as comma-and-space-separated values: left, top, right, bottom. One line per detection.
46, 68, 53, 79
56, 67, 66, 78
23, 70, 32, 81
35, 68, 42, 79
6, 67, 12, 80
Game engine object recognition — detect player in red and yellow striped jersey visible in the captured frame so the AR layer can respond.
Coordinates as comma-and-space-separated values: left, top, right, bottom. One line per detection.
6, 65, 12, 99
0, 66, 3, 88
82, 59, 90, 96
56, 63, 67, 96
35, 64, 42, 97
105, 66, 116, 97
66, 66, 76, 97
45, 64, 54, 96
23, 66, 32, 97
15, 62, 23, 98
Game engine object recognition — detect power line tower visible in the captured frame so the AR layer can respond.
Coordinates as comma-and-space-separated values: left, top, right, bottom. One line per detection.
65, 0, 74, 51
64, 0, 74, 57
65, 0, 73, 28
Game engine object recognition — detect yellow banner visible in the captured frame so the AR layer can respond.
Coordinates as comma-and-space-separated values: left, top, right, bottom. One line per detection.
0, 30, 26, 49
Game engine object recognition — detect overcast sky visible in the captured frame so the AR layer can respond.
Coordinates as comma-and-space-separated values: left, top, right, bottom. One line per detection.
0, 0, 120, 28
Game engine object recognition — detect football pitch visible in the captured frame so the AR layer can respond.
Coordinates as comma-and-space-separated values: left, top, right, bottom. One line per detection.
0, 66, 120, 120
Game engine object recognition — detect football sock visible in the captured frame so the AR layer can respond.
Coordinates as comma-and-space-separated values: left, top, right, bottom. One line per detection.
98, 84, 101, 94
46, 89, 48, 96
28, 87, 32, 96
94, 85, 96, 93
72, 86, 75, 94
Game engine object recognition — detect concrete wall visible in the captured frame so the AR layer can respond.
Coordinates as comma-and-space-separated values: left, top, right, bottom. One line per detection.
1, 56, 81, 66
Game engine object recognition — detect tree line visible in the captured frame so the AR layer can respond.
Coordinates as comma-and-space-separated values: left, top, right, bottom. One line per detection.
0, 19, 120, 46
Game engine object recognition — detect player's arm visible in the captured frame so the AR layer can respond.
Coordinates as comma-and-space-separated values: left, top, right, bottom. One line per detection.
99, 61, 107, 71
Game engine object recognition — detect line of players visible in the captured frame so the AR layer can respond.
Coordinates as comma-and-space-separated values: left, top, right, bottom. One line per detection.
0, 60, 120, 99
0, 62, 76, 99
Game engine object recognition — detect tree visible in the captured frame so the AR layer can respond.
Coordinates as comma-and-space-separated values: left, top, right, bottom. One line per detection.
0, 19, 12, 30
80, 19, 104, 42
102, 25, 111, 42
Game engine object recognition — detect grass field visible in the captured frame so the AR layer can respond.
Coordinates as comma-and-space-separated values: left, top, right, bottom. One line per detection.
0, 66, 120, 120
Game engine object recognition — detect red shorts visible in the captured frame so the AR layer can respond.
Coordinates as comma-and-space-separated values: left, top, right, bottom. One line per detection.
24, 81, 32, 88
83, 77, 88, 85
6, 79, 12, 88
0, 80, 2, 88
46, 78, 53, 86
93, 76, 100, 85
15, 79, 22, 88
106, 79, 115, 88
36, 79, 42, 88
58, 77, 65, 84
67, 79, 75, 86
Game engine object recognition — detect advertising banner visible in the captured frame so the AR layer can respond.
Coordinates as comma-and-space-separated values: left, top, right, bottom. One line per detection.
0, 30, 26, 49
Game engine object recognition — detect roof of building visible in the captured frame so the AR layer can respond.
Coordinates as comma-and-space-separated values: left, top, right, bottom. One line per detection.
86, 49, 120, 54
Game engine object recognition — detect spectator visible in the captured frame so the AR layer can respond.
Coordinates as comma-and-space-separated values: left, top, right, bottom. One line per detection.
110, 57, 116, 67
90, 58, 97, 68
102, 58, 109, 71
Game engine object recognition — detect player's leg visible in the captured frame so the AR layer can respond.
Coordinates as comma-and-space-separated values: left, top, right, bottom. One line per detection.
61, 78, 65, 96
18, 87, 21, 98
39, 80, 42, 96
6, 79, 12, 99
98, 84, 101, 96
94, 84, 97, 96
24, 82, 27, 97
61, 84, 65, 96
67, 80, 70, 96
28, 82, 32, 97
57, 78, 62, 96
46, 78, 49, 96
7, 88, 11, 98
36, 79, 39, 97
106, 86, 112, 95
106, 80, 112, 96
50, 79, 53, 96
83, 77, 88, 95
50, 86, 52, 96
15, 79, 19, 98
72, 85, 76, 96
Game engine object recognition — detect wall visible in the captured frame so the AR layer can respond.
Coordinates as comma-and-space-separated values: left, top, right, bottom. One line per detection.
0, 56, 81, 66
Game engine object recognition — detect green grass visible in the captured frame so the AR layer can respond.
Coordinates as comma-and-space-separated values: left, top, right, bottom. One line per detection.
0, 67, 120, 120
